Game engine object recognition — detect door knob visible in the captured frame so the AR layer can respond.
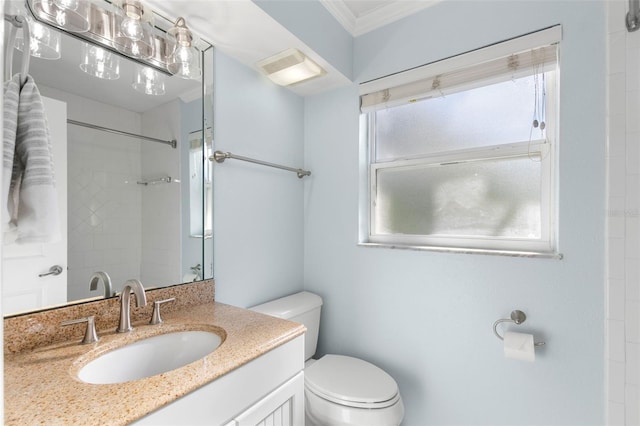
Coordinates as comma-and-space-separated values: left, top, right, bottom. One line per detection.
39, 265, 63, 277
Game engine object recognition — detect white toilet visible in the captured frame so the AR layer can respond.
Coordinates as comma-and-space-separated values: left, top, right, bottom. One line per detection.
250, 291, 404, 426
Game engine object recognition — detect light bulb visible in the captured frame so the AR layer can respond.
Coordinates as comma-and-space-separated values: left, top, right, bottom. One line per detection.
120, 16, 143, 41
54, 9, 68, 27
175, 45, 193, 63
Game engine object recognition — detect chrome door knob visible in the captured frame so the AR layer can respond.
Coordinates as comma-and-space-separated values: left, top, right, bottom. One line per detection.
38, 265, 63, 277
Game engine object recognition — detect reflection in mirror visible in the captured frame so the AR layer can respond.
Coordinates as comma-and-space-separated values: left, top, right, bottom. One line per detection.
2, 1, 214, 316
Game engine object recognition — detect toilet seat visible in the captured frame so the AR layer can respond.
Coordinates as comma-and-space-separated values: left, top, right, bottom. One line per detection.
305, 355, 400, 409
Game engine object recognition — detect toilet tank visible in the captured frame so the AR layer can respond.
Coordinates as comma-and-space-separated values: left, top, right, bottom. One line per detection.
250, 291, 323, 361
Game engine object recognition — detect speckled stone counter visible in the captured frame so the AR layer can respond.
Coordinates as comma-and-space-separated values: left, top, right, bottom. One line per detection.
4, 284, 305, 425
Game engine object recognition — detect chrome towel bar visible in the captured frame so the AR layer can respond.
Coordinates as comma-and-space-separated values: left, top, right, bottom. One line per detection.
211, 150, 311, 179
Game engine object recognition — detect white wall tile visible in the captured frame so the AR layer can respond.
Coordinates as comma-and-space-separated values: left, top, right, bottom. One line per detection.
611, 31, 627, 75
611, 158, 628, 198
608, 3, 640, 419
627, 49, 640, 92
611, 237, 627, 280
627, 300, 640, 343
610, 319, 627, 362
610, 113, 627, 158
628, 258, 640, 301
626, 384, 640, 425
627, 30, 640, 50
627, 173, 640, 205
611, 73, 627, 117
609, 1, 626, 34
610, 214, 626, 239
610, 278, 627, 321
608, 400, 626, 426
627, 90, 640, 133
611, 360, 627, 403
627, 342, 640, 385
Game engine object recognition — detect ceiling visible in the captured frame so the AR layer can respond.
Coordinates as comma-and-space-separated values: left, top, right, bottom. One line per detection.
16, 0, 440, 107
320, 0, 440, 36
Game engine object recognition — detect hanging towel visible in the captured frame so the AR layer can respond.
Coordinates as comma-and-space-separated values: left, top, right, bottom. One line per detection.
3, 74, 60, 244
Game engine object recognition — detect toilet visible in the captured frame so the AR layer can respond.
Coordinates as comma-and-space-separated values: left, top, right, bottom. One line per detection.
250, 291, 404, 426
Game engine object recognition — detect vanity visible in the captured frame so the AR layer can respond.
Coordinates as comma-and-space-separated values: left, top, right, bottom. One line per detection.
4, 281, 306, 425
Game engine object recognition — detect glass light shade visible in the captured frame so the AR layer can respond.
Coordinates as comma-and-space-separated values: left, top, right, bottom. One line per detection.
79, 43, 120, 80
167, 45, 201, 79
54, 0, 80, 10
132, 65, 165, 95
112, 0, 155, 59
15, 16, 61, 60
166, 17, 201, 79
32, 0, 90, 33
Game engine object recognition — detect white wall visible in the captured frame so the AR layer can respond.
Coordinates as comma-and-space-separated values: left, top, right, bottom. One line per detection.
606, 1, 640, 424
303, 1, 606, 425
212, 50, 305, 308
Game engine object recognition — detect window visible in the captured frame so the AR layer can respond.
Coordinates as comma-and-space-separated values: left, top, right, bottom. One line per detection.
359, 27, 561, 255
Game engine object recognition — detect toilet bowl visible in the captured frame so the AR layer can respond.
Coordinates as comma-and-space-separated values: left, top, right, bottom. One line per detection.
304, 354, 404, 426
250, 292, 404, 426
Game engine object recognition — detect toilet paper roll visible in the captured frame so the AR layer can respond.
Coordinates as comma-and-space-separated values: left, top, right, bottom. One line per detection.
182, 273, 198, 282
503, 331, 535, 362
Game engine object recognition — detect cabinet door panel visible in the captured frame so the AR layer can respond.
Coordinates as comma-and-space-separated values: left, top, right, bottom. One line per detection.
235, 372, 304, 426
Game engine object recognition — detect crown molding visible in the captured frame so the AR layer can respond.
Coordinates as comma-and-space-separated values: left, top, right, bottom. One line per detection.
321, 0, 440, 37
319, 0, 358, 35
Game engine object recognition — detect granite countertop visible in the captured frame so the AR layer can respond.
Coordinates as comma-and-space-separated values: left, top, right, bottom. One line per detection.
4, 302, 305, 425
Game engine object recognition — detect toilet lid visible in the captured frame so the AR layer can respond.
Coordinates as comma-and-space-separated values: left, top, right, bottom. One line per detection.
305, 355, 400, 409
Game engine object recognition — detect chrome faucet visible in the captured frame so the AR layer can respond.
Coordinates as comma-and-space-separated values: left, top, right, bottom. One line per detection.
89, 271, 113, 298
116, 279, 147, 333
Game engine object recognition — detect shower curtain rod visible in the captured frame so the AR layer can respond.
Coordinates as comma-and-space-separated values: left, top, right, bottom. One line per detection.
67, 119, 177, 148
211, 150, 311, 179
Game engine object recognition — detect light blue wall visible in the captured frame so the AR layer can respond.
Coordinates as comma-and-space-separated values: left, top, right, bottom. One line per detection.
212, 50, 305, 308
304, 1, 606, 425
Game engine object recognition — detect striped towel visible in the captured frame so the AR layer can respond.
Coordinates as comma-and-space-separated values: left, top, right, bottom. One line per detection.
3, 74, 60, 244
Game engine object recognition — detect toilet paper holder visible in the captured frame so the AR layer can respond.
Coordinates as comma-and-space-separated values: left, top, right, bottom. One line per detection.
493, 310, 545, 347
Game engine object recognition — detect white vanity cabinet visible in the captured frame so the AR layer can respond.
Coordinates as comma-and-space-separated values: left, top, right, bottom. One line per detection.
135, 335, 305, 426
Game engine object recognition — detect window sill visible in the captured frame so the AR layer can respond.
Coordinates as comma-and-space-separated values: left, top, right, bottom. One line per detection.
357, 242, 563, 259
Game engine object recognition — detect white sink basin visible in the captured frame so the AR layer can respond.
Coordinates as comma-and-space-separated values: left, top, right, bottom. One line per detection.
77, 330, 223, 384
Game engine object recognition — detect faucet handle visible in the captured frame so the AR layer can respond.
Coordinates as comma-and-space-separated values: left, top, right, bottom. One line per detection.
150, 298, 176, 325
61, 315, 99, 344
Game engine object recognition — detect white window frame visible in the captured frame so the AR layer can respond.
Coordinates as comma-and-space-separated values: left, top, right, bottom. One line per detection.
358, 27, 562, 258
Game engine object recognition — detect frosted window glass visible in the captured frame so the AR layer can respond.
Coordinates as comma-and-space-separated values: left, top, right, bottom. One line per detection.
374, 156, 541, 238
375, 75, 545, 161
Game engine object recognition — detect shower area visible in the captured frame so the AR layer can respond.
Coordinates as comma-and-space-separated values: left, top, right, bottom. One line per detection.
606, 1, 640, 424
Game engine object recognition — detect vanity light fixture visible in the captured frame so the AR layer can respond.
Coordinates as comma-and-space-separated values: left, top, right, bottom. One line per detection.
31, 0, 90, 33
15, 15, 61, 60
79, 42, 120, 80
167, 17, 201, 80
24, 0, 206, 78
113, 0, 154, 59
256, 48, 326, 86
132, 65, 165, 95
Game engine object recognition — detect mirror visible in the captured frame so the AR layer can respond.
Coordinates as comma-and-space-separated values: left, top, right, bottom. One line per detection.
2, 3, 214, 316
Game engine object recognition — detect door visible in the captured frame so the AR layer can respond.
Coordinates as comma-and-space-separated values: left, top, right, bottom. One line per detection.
2, 96, 67, 313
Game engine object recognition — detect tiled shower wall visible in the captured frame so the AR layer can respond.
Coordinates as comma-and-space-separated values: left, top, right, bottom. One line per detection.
67, 127, 143, 300
42, 86, 182, 302
607, 1, 640, 424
